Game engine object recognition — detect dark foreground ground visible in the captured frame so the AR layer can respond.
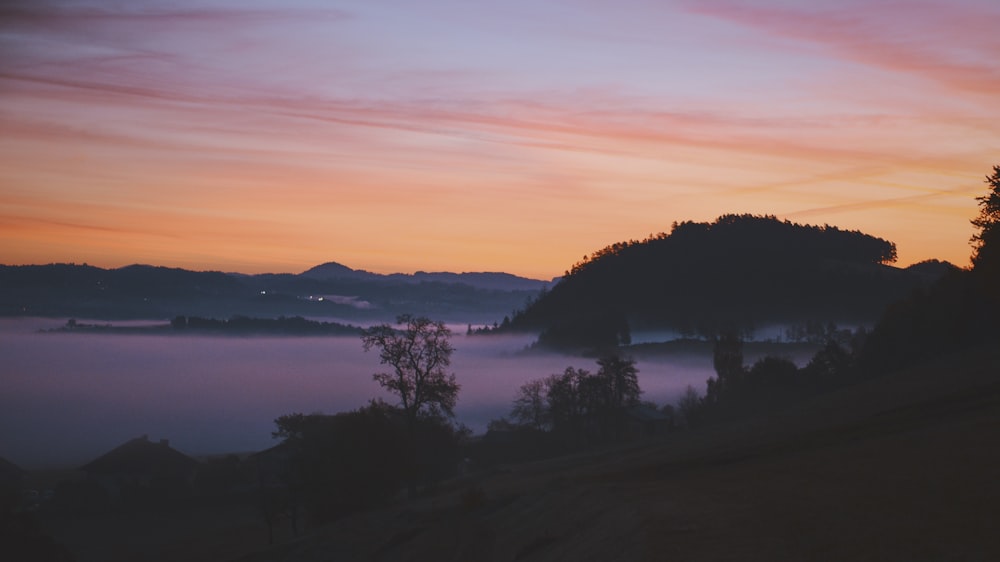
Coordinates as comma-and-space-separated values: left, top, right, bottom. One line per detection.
45, 344, 1000, 561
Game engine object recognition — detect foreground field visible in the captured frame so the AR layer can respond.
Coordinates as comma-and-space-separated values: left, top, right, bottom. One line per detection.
235, 344, 1000, 562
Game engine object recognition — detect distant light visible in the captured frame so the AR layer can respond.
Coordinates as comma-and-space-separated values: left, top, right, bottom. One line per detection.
260, 290, 267, 295
318, 297, 324, 301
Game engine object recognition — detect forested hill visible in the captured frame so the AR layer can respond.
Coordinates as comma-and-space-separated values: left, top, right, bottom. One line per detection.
507, 214, 953, 349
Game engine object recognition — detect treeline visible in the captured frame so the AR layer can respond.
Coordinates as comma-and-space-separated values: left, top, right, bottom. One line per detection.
568, 214, 896, 278
53, 315, 361, 335
503, 214, 940, 351
476, 334, 859, 461
169, 315, 360, 335
675, 333, 861, 426
505, 355, 642, 435
470, 354, 676, 465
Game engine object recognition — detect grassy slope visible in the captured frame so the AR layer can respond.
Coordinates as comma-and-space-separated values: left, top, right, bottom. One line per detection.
236, 344, 1000, 562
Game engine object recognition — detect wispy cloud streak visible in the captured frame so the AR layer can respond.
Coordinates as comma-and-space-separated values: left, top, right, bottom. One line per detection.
686, 0, 1000, 98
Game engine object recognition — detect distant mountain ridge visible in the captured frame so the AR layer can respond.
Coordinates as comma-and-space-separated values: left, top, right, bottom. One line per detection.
0, 262, 550, 323
301, 262, 549, 292
299, 261, 365, 280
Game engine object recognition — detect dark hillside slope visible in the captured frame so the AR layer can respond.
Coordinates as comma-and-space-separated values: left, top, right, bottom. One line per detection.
509, 215, 939, 348
233, 344, 1000, 562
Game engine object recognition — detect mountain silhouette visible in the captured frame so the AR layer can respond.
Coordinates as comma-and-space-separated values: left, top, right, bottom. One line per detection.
0, 262, 548, 323
299, 262, 375, 281
301, 261, 551, 292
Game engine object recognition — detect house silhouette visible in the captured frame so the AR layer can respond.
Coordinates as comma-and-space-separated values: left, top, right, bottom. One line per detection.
80, 435, 199, 499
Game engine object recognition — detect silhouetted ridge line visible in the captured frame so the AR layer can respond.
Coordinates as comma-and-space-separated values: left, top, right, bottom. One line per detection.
0, 262, 546, 322
505, 214, 949, 350
300, 261, 550, 291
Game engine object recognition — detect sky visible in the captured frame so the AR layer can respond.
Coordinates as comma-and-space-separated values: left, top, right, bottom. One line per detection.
1, 0, 998, 280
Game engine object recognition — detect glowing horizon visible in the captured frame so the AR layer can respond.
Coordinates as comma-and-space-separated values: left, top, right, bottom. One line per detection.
2, 0, 998, 280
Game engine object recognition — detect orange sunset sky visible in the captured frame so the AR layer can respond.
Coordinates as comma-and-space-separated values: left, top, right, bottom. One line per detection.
1, 0, 998, 280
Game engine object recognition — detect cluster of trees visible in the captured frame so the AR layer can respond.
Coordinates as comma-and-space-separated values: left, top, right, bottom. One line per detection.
500, 354, 644, 441
781, 320, 858, 345
503, 214, 932, 350
662, 328, 865, 428
533, 311, 632, 351
680, 333, 861, 425
462, 354, 665, 466
170, 314, 358, 335
566, 215, 896, 279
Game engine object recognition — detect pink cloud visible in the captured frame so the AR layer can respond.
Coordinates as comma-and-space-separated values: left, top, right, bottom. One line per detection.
2, 0, 983, 178
2, 58, 906, 169
686, 0, 1000, 98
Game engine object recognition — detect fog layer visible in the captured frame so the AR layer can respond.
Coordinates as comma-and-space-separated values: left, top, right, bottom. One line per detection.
0, 319, 714, 468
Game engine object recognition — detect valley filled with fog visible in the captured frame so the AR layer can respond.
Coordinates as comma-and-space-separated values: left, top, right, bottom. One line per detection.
0, 318, 722, 469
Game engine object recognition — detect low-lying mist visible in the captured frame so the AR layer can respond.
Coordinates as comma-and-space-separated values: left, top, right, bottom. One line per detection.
0, 318, 715, 468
